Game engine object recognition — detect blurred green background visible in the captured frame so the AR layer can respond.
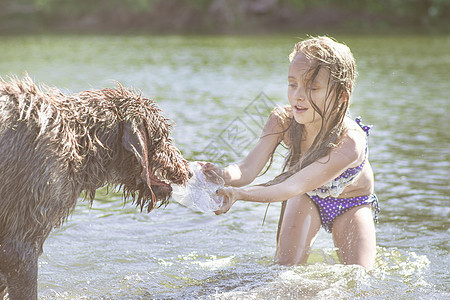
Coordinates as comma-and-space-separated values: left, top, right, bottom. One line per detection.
1, 1, 449, 299
1, 0, 449, 34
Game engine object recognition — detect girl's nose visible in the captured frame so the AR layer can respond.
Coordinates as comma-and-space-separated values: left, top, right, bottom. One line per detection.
294, 88, 306, 102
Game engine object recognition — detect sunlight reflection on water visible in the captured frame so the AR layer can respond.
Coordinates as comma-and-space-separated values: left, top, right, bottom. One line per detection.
0, 34, 448, 299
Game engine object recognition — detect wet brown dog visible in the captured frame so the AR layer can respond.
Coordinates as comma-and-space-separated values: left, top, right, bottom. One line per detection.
0, 76, 191, 299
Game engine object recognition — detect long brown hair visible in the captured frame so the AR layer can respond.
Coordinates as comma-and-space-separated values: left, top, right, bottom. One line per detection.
263, 36, 357, 185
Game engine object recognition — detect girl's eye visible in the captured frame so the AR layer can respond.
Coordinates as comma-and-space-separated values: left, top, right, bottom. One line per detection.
288, 83, 297, 88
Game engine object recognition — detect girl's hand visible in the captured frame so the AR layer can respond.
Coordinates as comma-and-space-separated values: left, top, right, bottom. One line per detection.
200, 162, 225, 184
214, 187, 239, 215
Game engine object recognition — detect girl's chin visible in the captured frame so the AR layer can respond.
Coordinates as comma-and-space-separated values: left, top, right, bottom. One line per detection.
293, 115, 321, 126
293, 115, 308, 124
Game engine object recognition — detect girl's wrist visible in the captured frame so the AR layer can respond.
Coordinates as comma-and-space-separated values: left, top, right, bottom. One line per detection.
235, 187, 247, 201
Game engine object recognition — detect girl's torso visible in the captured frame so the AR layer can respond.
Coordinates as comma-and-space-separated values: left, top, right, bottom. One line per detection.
281, 115, 374, 198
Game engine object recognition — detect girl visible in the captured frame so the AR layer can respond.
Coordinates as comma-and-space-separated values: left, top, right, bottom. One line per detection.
202, 36, 379, 270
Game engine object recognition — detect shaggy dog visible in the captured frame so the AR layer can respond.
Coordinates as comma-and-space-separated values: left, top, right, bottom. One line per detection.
0, 76, 191, 299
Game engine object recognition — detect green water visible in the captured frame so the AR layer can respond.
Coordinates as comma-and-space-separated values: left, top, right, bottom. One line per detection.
1, 34, 448, 299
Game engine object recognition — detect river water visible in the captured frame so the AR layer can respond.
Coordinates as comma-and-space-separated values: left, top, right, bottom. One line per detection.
1, 34, 448, 299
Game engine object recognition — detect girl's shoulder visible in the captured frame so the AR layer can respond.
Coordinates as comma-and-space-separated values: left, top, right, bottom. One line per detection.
265, 106, 292, 145
342, 116, 369, 141
337, 117, 368, 162
263, 106, 292, 134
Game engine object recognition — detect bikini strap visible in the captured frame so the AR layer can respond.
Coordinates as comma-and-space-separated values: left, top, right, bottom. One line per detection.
355, 116, 373, 136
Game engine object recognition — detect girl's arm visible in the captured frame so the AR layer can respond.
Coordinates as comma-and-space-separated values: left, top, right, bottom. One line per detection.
216, 134, 362, 214
204, 108, 288, 187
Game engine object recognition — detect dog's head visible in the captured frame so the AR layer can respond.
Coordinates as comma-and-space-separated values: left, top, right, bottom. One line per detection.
120, 117, 191, 212
95, 85, 191, 212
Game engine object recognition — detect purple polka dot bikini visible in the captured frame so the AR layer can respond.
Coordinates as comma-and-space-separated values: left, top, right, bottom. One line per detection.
306, 117, 379, 233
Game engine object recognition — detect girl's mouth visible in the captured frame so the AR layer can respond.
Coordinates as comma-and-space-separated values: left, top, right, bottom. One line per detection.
293, 105, 307, 113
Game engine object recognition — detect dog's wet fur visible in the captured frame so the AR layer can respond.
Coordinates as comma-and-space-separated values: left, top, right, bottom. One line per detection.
0, 76, 190, 299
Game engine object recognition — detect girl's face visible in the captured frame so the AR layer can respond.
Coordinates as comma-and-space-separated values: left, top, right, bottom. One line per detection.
288, 53, 342, 129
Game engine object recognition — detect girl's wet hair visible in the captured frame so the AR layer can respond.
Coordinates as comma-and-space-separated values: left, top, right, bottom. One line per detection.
262, 36, 357, 185
289, 36, 356, 98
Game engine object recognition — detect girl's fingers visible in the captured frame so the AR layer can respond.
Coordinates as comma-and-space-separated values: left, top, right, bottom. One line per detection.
201, 162, 218, 175
201, 162, 214, 170
216, 187, 232, 197
214, 188, 234, 215
215, 202, 231, 215
216, 188, 225, 196
214, 207, 227, 215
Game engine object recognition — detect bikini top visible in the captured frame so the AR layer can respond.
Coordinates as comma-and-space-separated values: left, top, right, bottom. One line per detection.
306, 117, 372, 198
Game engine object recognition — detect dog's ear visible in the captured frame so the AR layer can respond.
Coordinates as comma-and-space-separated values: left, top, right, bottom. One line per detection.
122, 121, 144, 163
122, 121, 155, 199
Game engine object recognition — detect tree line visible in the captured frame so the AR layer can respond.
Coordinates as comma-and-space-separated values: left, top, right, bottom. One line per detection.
0, 0, 448, 33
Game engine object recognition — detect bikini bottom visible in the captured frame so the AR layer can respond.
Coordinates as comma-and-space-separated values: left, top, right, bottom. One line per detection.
309, 193, 379, 233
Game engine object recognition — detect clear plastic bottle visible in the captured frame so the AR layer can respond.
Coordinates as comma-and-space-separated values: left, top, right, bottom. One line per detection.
171, 162, 224, 213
